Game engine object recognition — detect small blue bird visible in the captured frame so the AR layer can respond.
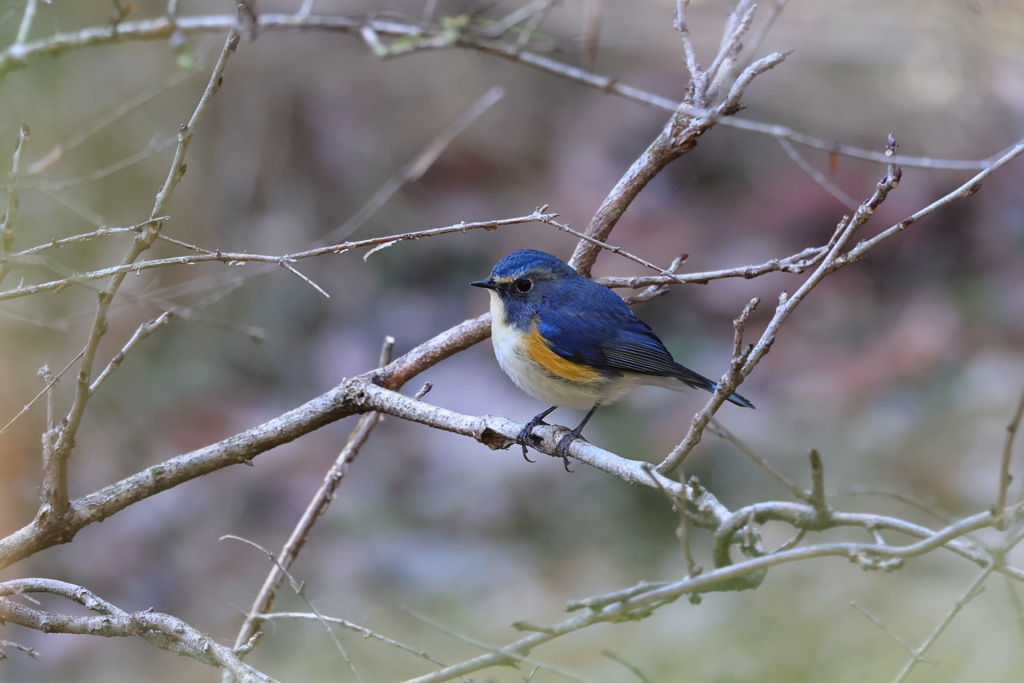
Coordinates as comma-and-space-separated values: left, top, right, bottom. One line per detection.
472, 249, 753, 470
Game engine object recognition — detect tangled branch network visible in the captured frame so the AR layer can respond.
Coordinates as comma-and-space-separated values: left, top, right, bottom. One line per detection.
1, 2, 1024, 682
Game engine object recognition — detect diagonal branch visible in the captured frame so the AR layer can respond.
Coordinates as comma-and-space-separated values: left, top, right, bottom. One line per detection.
658, 152, 904, 474
230, 337, 396, 658
569, 50, 789, 276
0, 578, 277, 682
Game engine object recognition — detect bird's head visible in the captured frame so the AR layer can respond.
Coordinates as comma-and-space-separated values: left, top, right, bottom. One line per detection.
471, 249, 579, 325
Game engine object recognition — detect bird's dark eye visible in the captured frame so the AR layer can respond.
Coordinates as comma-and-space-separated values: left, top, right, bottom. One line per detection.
515, 278, 533, 293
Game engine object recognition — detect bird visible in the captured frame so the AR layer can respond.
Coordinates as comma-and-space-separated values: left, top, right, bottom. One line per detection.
471, 249, 753, 471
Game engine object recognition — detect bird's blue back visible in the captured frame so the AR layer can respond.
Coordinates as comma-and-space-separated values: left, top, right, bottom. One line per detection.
491, 250, 682, 379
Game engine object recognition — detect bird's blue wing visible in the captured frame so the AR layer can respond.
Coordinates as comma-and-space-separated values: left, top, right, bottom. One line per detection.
535, 278, 752, 407
535, 281, 681, 377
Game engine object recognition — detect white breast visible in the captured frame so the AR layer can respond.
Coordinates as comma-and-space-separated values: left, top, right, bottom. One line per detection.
487, 291, 635, 409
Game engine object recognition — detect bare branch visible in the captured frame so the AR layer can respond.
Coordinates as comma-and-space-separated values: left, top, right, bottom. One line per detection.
89, 312, 173, 393
0, 350, 83, 435
230, 337, 396, 659
0, 11, 1003, 172
891, 564, 996, 683
257, 612, 447, 668
39, 21, 243, 526
569, 50, 790, 276
315, 85, 504, 245
395, 512, 1011, 683
995, 388, 1024, 530
844, 137, 1024, 263
15, 0, 39, 44
0, 579, 278, 682
658, 153, 904, 475
599, 244, 827, 290
0, 213, 554, 303
408, 608, 597, 683
850, 601, 925, 658
707, 416, 809, 503
0, 124, 29, 286
777, 135, 858, 210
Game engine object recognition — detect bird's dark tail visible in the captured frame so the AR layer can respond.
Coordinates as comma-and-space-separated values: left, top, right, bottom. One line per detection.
673, 365, 755, 409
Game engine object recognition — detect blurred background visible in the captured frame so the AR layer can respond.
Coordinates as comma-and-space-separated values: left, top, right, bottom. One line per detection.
2, 0, 1024, 681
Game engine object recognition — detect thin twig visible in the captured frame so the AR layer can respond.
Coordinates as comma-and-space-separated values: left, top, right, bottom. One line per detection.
221, 536, 366, 683
0, 213, 553, 303
407, 609, 600, 683
15, 0, 39, 44
256, 612, 447, 668
658, 152, 905, 475
777, 135, 858, 210
674, 0, 700, 80
702, 1, 756, 104
542, 214, 697, 284
995, 387, 1024, 529
850, 601, 923, 658
229, 337, 396, 661
41, 20, 243, 523
0, 638, 40, 660
0, 11, 1008, 171
0, 124, 29, 286
279, 261, 329, 298
599, 244, 827, 290
601, 650, 653, 683
0, 350, 84, 435
809, 449, 827, 512
1, 217, 166, 262
0, 578, 277, 682
706, 417, 809, 502
620, 253, 687, 305
89, 312, 173, 393
315, 86, 504, 245
891, 564, 996, 683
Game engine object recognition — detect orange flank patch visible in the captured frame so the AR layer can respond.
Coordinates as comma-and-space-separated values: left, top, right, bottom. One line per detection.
523, 321, 604, 383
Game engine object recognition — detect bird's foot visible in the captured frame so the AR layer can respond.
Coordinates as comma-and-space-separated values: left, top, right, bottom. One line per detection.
554, 428, 588, 473
516, 406, 557, 463
516, 421, 545, 463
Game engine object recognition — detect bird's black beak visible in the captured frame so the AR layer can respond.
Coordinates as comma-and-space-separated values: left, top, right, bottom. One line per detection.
470, 278, 496, 290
